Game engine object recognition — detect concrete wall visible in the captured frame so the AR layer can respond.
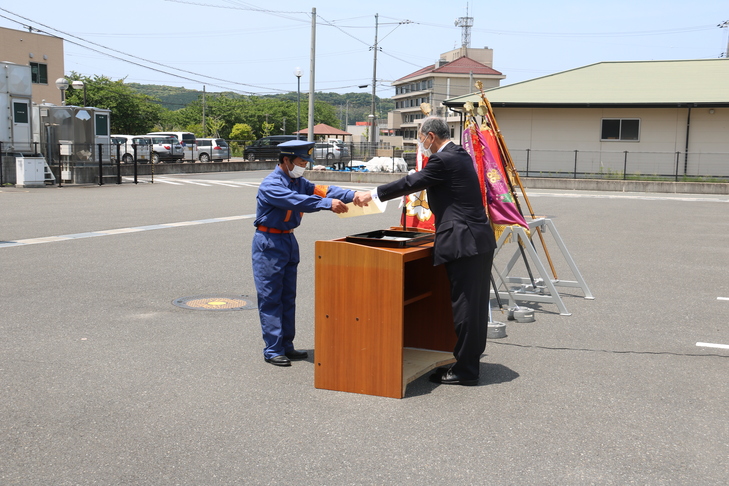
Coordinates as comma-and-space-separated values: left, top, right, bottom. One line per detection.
20, 159, 729, 194
58, 160, 279, 184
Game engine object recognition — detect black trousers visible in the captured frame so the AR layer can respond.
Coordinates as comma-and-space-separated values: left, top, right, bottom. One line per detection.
444, 250, 495, 380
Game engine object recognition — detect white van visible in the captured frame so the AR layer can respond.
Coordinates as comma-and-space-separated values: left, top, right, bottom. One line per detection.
111, 134, 151, 163
147, 131, 196, 159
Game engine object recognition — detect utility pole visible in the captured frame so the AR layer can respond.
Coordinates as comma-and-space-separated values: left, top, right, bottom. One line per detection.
308, 7, 316, 143
202, 85, 206, 137
370, 13, 380, 154
719, 20, 729, 58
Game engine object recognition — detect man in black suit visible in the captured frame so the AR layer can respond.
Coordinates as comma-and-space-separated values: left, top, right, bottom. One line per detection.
353, 117, 496, 386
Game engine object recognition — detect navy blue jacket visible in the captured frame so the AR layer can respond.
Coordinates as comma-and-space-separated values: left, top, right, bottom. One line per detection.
377, 142, 496, 265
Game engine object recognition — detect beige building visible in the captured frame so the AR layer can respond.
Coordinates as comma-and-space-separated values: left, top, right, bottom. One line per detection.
445, 59, 729, 178
387, 47, 505, 146
0, 26, 65, 105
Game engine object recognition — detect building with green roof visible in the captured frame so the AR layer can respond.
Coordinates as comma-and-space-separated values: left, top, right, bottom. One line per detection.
444, 60, 729, 178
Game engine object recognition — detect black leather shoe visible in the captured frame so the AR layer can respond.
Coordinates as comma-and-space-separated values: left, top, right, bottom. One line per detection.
429, 368, 478, 386
265, 355, 291, 367
285, 349, 308, 360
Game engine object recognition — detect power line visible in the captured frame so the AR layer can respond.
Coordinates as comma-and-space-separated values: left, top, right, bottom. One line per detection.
412, 19, 716, 38
0, 7, 288, 94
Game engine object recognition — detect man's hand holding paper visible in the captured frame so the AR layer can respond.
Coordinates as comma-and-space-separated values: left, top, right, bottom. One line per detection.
338, 190, 386, 218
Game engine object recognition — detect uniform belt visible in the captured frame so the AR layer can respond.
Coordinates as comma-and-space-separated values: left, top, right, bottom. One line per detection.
257, 225, 293, 234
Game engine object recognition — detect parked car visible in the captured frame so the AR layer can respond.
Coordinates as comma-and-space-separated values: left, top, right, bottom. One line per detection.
136, 135, 184, 163
194, 138, 229, 162
244, 135, 299, 161
111, 134, 151, 163
314, 139, 349, 161
147, 131, 197, 160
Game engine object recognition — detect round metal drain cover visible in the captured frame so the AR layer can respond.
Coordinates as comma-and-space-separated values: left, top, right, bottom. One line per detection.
173, 295, 257, 311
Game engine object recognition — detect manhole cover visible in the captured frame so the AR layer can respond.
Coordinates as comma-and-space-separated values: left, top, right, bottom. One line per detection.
173, 295, 257, 311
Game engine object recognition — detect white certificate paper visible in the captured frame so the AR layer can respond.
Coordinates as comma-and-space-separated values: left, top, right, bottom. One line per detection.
337, 197, 388, 218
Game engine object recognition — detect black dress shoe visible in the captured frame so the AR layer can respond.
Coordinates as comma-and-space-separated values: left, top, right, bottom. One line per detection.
285, 349, 308, 360
429, 368, 478, 386
265, 355, 291, 367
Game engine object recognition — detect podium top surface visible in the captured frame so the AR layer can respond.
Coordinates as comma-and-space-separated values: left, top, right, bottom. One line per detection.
344, 229, 435, 248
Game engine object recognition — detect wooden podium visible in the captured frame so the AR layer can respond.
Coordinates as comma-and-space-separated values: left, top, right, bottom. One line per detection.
314, 232, 457, 398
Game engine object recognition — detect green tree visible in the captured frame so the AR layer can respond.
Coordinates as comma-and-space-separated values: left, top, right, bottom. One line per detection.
229, 123, 255, 157
229, 123, 255, 141
64, 73, 165, 134
205, 117, 226, 138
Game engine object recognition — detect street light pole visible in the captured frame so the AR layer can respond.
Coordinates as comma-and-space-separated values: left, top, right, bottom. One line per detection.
295, 67, 302, 140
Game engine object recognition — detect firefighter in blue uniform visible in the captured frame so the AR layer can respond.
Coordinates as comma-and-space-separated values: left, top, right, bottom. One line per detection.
252, 140, 362, 367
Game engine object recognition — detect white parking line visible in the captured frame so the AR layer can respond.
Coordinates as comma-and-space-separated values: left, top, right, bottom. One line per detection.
0, 214, 256, 249
696, 342, 729, 350
153, 179, 184, 185
718, 297, 729, 301
205, 181, 244, 187
160, 178, 211, 186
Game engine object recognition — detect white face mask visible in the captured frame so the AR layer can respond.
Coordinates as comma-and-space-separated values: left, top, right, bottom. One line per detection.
418, 135, 432, 157
288, 163, 306, 178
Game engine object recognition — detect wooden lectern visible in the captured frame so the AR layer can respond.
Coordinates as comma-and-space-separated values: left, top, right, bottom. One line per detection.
314, 232, 457, 398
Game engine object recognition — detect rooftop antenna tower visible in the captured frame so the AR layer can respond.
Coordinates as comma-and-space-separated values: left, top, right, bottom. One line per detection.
455, 3, 474, 48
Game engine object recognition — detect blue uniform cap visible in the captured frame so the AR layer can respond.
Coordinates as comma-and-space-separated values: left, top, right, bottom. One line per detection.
279, 140, 315, 164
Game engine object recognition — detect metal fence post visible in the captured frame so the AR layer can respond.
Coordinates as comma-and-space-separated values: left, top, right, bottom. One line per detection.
675, 152, 680, 182
116, 143, 122, 184
623, 151, 628, 180
133, 144, 138, 184
573, 150, 579, 179
98, 143, 104, 185
525, 148, 530, 177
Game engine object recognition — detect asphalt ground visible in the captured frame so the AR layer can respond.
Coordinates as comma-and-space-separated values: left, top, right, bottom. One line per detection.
1, 172, 728, 485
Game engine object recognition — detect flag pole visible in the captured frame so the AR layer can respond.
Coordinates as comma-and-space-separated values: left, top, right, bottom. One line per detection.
475, 82, 559, 280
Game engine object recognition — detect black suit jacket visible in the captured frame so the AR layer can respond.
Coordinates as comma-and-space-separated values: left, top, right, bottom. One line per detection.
377, 142, 496, 266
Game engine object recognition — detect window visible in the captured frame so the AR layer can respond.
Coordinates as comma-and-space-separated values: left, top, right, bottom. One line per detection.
13, 102, 29, 124
601, 119, 640, 141
30, 62, 48, 84
95, 114, 109, 136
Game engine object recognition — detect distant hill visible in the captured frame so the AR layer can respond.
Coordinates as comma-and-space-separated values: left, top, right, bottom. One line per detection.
127, 83, 393, 124
126, 83, 211, 110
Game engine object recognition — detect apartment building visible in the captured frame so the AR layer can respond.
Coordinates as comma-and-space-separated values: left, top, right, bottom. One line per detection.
387, 46, 505, 146
0, 26, 65, 105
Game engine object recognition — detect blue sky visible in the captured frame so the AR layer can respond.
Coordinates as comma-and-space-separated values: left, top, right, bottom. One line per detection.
0, 1, 726, 98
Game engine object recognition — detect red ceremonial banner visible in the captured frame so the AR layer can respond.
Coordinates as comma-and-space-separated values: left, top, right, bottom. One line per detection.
400, 147, 436, 232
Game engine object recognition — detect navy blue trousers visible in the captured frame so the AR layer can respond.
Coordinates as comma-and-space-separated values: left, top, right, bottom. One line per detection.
252, 231, 299, 359
444, 250, 494, 380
